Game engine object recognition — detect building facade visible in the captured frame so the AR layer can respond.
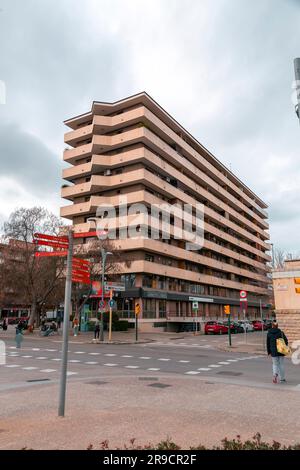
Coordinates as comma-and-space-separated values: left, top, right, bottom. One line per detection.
61, 92, 271, 331
273, 259, 300, 342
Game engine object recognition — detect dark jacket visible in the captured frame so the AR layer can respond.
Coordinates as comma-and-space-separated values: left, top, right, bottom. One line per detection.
267, 328, 288, 357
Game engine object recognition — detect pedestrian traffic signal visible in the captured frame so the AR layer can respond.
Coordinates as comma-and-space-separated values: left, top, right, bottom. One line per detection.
295, 278, 300, 294
224, 305, 231, 315
135, 303, 141, 316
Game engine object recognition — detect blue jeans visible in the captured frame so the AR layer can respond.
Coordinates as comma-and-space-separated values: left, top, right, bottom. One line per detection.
272, 356, 285, 381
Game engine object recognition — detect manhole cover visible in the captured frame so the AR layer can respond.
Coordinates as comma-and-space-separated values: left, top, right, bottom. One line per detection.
217, 371, 243, 377
138, 377, 158, 381
86, 380, 108, 385
148, 383, 171, 389
27, 379, 50, 383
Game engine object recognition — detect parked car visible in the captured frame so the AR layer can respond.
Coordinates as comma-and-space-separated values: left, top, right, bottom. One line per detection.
252, 320, 268, 331
231, 322, 244, 334
238, 321, 254, 332
205, 321, 228, 335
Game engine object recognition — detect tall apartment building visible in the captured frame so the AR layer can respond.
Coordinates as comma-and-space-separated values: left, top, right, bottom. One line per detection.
61, 92, 271, 331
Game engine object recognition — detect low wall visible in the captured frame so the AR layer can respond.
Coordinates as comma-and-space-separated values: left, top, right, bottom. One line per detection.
276, 310, 300, 343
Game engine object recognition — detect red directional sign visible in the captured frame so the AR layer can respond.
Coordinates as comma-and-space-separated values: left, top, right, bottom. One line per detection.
35, 251, 68, 258
34, 233, 68, 243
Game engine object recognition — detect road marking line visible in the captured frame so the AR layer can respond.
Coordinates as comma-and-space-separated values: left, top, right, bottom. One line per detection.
74, 351, 85, 354
198, 368, 211, 371
122, 355, 133, 358
67, 371, 77, 376
218, 362, 230, 365
22, 367, 38, 370
5, 365, 21, 368
69, 360, 81, 363
139, 357, 151, 360
40, 369, 56, 373
45, 349, 56, 352
125, 365, 139, 369
9, 347, 16, 349
104, 363, 118, 367
32, 348, 40, 351
185, 371, 200, 375
178, 360, 190, 363
227, 359, 238, 362
148, 368, 160, 371
89, 353, 100, 355
105, 354, 116, 357
36, 357, 47, 360
158, 358, 170, 361
208, 365, 221, 368
51, 358, 61, 361
85, 361, 98, 365
21, 355, 32, 358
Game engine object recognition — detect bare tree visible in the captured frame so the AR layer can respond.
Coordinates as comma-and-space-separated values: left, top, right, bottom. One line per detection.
1, 207, 66, 326
272, 247, 300, 269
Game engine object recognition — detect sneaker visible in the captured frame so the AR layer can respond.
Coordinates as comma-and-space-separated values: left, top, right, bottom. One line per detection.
273, 374, 278, 384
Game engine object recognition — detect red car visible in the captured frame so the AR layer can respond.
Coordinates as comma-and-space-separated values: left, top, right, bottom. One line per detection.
252, 320, 267, 331
205, 321, 228, 335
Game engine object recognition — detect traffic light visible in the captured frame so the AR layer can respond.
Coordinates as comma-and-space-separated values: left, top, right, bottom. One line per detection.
224, 305, 231, 315
295, 278, 300, 294
135, 303, 141, 316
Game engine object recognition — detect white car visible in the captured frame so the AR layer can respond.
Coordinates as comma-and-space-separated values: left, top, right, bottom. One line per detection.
238, 321, 254, 332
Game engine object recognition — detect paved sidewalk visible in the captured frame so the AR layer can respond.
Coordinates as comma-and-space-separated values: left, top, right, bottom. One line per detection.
1, 373, 300, 450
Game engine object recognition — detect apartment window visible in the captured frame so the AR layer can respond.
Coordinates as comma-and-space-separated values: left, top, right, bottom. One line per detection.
145, 253, 154, 262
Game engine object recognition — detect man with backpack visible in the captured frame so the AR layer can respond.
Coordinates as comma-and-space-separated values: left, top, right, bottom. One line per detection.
267, 321, 289, 384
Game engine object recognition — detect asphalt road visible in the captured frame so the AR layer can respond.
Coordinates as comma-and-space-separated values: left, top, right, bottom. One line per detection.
1, 333, 300, 393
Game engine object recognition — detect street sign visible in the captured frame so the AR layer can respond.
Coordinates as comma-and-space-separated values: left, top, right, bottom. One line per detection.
99, 300, 106, 310
109, 299, 115, 309
192, 301, 198, 310
34, 233, 68, 243
35, 251, 68, 258
104, 282, 125, 292
240, 290, 247, 301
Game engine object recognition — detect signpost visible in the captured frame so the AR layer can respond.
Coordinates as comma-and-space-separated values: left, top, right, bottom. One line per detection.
240, 290, 248, 344
224, 305, 231, 346
33, 231, 91, 417
135, 303, 140, 342
108, 290, 114, 342
192, 301, 198, 335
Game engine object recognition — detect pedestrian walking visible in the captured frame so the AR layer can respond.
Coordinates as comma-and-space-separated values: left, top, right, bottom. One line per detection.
15, 326, 24, 349
267, 321, 289, 384
1, 318, 8, 331
57, 317, 61, 329
94, 320, 100, 340
73, 317, 79, 337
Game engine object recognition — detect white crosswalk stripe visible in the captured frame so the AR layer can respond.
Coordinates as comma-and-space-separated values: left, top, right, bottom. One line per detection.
40, 369, 56, 373
185, 371, 200, 375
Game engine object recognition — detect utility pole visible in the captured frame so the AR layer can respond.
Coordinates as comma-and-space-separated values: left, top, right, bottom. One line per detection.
58, 229, 73, 417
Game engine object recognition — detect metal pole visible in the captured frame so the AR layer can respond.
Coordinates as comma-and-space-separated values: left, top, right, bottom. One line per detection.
108, 289, 113, 342
100, 249, 106, 342
58, 229, 73, 417
244, 308, 247, 344
135, 312, 138, 342
260, 299, 265, 352
228, 313, 232, 347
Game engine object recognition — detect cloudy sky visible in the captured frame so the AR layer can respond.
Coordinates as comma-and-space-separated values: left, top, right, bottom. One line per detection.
0, 0, 299, 253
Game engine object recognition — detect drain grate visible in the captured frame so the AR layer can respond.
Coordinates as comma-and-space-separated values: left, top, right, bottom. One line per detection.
148, 383, 171, 389
217, 371, 243, 377
86, 380, 108, 385
27, 379, 50, 383
138, 377, 158, 381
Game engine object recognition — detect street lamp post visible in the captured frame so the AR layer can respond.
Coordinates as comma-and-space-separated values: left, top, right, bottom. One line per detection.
87, 217, 112, 342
